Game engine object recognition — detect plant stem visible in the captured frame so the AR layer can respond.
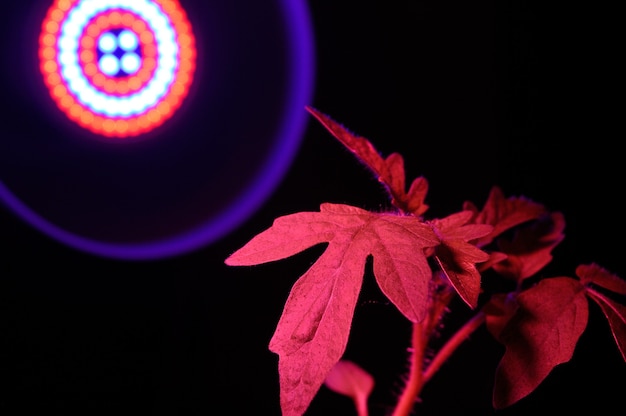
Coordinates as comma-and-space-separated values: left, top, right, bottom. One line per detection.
391, 321, 426, 416
423, 311, 486, 383
390, 310, 486, 416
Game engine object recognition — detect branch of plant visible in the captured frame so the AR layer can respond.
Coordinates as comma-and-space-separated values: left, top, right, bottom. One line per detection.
423, 310, 487, 384
391, 321, 426, 416
388, 281, 453, 416
390, 299, 487, 416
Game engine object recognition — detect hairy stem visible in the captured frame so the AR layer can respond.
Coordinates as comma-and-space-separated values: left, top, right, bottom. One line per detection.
391, 321, 426, 416
423, 310, 486, 383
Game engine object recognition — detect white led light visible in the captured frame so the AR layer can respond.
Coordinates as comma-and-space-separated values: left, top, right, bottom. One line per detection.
120, 53, 141, 74
59, 36, 78, 52
99, 54, 120, 76
119, 101, 133, 117
61, 64, 79, 80
81, 0, 99, 15
98, 32, 118, 53
118, 30, 138, 51
58, 50, 76, 67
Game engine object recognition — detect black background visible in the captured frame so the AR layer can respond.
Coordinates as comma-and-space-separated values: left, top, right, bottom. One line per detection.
1, 1, 623, 415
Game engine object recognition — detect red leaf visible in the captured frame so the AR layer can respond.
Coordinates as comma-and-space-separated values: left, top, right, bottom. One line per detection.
577, 263, 626, 295
492, 277, 588, 409
225, 203, 440, 416
428, 211, 492, 308
492, 212, 565, 283
306, 106, 429, 216
324, 360, 374, 416
463, 186, 547, 247
273, 246, 364, 416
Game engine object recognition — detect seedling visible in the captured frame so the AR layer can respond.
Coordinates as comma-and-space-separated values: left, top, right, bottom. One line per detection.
225, 107, 626, 416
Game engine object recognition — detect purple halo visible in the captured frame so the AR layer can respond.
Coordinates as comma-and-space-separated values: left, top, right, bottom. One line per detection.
0, 0, 315, 260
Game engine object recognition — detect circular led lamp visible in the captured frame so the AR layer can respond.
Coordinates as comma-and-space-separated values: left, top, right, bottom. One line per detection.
39, 0, 196, 138
0, 0, 315, 261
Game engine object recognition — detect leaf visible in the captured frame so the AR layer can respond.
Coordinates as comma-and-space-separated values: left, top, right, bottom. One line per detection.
225, 203, 440, 416
492, 212, 565, 283
428, 211, 493, 308
577, 263, 626, 295
324, 360, 374, 416
492, 277, 588, 409
306, 106, 429, 216
463, 186, 547, 248
273, 247, 364, 416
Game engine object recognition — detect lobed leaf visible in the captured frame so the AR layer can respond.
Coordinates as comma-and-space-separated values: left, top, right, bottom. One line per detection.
226, 203, 440, 416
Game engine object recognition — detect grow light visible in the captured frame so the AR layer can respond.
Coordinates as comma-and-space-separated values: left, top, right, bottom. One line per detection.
39, 0, 196, 138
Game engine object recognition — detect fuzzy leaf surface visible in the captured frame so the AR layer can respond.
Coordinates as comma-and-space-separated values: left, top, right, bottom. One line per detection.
225, 203, 439, 416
